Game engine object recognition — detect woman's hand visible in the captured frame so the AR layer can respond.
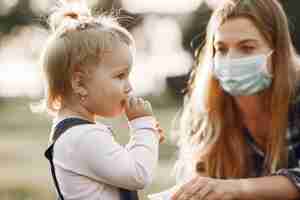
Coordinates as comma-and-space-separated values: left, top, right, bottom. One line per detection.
171, 176, 242, 200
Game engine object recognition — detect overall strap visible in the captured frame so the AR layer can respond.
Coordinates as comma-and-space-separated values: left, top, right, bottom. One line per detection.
44, 118, 94, 200
119, 189, 139, 200
44, 117, 139, 200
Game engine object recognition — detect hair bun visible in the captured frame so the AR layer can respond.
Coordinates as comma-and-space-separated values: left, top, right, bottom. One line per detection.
49, 1, 91, 32
64, 11, 80, 20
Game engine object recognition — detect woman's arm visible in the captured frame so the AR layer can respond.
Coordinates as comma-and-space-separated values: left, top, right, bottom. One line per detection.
239, 175, 300, 200
171, 175, 300, 200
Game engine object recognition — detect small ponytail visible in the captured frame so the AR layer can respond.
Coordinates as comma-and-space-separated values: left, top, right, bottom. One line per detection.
64, 12, 80, 19
49, 0, 91, 32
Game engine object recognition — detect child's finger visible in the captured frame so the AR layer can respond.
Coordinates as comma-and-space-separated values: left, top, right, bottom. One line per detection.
159, 132, 165, 144
158, 127, 165, 143
158, 127, 163, 133
138, 98, 146, 109
131, 97, 139, 107
154, 122, 165, 143
136, 97, 144, 107
124, 97, 131, 111
130, 97, 138, 108
144, 101, 152, 112
125, 96, 135, 111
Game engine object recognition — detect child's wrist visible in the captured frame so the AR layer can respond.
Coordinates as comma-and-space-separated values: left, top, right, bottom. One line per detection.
127, 114, 153, 121
129, 116, 163, 142
129, 116, 157, 130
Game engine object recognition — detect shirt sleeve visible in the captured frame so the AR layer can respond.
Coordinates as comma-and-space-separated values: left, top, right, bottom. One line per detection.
273, 86, 300, 192
274, 168, 300, 192
274, 139, 300, 193
76, 116, 159, 190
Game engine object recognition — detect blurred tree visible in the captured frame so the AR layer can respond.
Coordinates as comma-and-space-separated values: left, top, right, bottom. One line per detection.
0, 0, 34, 104
0, 0, 35, 33
167, 3, 212, 98
281, 0, 300, 53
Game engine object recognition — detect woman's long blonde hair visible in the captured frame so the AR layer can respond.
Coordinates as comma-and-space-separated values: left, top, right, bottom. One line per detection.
177, 0, 299, 179
40, 1, 135, 113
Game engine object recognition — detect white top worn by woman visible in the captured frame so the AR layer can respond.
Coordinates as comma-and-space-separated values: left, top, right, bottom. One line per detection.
51, 116, 159, 200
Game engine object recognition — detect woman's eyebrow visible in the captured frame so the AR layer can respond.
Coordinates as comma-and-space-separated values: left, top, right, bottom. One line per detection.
238, 39, 259, 45
214, 41, 225, 46
214, 39, 259, 46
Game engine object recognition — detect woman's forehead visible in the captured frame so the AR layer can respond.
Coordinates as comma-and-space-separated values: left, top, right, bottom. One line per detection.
214, 17, 266, 45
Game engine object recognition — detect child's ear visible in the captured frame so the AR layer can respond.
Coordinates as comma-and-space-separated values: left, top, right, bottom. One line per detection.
71, 71, 88, 97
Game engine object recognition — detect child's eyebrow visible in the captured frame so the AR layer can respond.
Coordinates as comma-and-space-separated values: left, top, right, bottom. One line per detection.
114, 66, 131, 73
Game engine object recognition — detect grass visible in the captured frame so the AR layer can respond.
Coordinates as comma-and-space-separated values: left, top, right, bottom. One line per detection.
0, 95, 182, 200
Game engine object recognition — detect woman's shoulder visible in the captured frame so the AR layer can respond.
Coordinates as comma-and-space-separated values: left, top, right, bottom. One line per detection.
288, 78, 300, 116
287, 81, 300, 144
290, 80, 300, 109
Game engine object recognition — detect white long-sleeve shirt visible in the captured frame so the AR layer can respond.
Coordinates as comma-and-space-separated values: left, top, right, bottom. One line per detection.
51, 116, 159, 200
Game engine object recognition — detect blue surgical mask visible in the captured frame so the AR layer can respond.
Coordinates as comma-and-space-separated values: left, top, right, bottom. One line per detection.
213, 52, 273, 96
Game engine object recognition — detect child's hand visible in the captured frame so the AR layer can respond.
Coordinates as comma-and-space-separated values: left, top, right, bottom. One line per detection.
125, 96, 165, 143
125, 96, 153, 121
155, 121, 165, 144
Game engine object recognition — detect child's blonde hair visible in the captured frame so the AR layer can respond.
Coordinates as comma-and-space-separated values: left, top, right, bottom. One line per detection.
40, 1, 135, 113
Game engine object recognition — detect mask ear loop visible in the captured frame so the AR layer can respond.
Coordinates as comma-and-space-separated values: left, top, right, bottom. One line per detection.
211, 57, 220, 80
212, 55, 232, 80
263, 50, 274, 77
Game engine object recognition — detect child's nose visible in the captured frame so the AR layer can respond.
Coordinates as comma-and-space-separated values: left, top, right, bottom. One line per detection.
125, 81, 132, 94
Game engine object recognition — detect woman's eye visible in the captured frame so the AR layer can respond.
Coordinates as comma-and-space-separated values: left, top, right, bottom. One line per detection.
241, 46, 255, 53
215, 47, 227, 55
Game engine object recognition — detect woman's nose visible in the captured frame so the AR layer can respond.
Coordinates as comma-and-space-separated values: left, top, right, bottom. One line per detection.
226, 49, 244, 59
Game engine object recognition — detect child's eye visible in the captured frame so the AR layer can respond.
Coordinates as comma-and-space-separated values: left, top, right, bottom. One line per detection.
117, 73, 126, 79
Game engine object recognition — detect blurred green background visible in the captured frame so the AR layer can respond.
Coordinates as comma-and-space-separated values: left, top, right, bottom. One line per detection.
1, 0, 300, 199
0, 93, 180, 200
0, 0, 208, 199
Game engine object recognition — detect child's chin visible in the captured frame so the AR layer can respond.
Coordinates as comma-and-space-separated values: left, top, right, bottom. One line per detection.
108, 109, 124, 118
96, 109, 122, 118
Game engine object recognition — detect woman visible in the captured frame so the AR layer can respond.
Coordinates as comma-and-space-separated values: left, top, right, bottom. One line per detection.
172, 0, 300, 199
